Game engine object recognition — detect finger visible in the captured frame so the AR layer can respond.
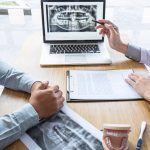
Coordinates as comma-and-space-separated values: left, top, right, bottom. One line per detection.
99, 28, 109, 36
98, 20, 118, 31
58, 97, 65, 104
99, 29, 103, 34
44, 85, 59, 94
103, 29, 109, 33
104, 29, 110, 37
56, 90, 63, 97
104, 23, 117, 35
130, 73, 144, 78
102, 31, 105, 37
99, 28, 105, 34
56, 97, 65, 110
96, 24, 105, 29
42, 88, 53, 94
97, 19, 118, 29
52, 85, 59, 93
105, 30, 109, 35
99, 30, 103, 35
103, 28, 109, 34
97, 19, 113, 25
33, 81, 49, 90
100, 29, 105, 37
128, 73, 139, 82
57, 102, 64, 111
106, 33, 110, 38
125, 78, 136, 88
43, 81, 49, 89
60, 97, 65, 102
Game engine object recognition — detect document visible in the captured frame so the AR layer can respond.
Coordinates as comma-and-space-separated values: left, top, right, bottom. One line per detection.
67, 69, 142, 101
20, 105, 104, 150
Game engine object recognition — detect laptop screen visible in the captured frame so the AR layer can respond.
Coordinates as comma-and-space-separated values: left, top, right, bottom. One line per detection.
41, 0, 105, 42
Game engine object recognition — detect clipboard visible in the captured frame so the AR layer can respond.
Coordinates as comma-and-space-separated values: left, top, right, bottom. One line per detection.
66, 69, 142, 102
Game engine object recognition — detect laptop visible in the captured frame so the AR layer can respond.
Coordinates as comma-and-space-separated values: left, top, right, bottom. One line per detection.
40, 0, 112, 66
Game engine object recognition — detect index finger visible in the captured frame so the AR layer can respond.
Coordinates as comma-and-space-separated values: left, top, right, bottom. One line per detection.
97, 19, 118, 31
97, 19, 114, 25
96, 24, 105, 29
128, 73, 139, 82
125, 78, 136, 88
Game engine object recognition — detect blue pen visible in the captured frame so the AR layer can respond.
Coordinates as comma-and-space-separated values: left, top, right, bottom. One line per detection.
136, 121, 147, 150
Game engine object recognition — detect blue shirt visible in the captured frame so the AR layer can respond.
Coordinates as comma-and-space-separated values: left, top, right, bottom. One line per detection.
0, 61, 39, 149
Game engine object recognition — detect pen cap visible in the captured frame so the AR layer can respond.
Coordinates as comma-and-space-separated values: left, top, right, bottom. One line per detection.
139, 121, 147, 139
141, 121, 146, 131
102, 124, 131, 150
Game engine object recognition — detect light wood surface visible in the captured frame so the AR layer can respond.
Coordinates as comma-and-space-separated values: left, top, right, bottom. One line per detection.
1, 32, 150, 150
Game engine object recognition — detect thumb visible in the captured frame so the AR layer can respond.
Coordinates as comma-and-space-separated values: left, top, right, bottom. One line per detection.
104, 23, 116, 35
37, 81, 49, 90
42, 81, 49, 89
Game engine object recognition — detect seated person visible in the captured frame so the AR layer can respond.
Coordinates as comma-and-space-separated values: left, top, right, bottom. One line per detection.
0, 61, 64, 149
96, 19, 150, 102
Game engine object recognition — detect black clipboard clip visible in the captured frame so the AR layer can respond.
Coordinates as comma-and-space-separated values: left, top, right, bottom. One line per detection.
66, 70, 74, 102
66, 71, 70, 101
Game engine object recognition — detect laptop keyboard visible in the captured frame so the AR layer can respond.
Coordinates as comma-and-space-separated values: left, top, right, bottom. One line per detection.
50, 44, 101, 54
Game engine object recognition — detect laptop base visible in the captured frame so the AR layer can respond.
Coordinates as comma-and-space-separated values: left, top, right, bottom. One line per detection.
40, 43, 112, 66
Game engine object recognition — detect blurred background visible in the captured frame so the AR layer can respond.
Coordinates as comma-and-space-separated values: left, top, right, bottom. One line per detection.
0, 0, 150, 62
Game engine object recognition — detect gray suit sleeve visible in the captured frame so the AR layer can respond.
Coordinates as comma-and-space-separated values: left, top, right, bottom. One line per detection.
0, 61, 35, 93
125, 43, 141, 62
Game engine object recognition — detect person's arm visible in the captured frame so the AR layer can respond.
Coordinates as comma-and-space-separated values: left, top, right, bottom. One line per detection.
96, 19, 150, 67
139, 47, 150, 66
0, 62, 40, 149
0, 61, 64, 149
96, 20, 150, 102
0, 61, 35, 93
96, 20, 150, 67
125, 44, 141, 62
121, 43, 150, 67
0, 104, 39, 149
0, 85, 64, 149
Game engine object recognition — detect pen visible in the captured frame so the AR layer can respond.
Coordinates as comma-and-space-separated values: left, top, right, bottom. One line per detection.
92, 20, 105, 25
136, 121, 147, 150
92, 20, 117, 29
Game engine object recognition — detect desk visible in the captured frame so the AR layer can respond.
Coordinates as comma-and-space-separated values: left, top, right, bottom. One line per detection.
1, 32, 150, 150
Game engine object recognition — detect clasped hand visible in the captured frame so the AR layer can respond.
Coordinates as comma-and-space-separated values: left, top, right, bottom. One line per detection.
29, 81, 64, 119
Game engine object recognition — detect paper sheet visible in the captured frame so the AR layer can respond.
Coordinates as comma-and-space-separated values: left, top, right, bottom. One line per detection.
20, 105, 103, 150
68, 69, 142, 100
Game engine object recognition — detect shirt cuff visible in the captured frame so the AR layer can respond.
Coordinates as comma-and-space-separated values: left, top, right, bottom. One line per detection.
18, 78, 36, 93
12, 103, 39, 134
125, 43, 141, 62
